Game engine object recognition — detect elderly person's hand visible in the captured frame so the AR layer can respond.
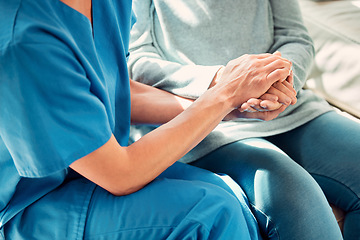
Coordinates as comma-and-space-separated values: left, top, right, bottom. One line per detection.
211, 52, 295, 121
240, 70, 296, 113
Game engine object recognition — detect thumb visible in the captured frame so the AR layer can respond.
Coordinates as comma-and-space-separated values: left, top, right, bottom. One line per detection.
273, 51, 282, 56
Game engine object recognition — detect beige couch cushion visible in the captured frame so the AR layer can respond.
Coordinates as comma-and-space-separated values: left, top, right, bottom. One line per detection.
299, 0, 360, 118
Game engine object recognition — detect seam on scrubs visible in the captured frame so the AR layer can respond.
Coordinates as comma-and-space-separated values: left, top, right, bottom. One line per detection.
84, 226, 177, 240
4, 38, 114, 178
7, 112, 113, 178
10, 0, 22, 45
84, 217, 212, 239
75, 182, 97, 240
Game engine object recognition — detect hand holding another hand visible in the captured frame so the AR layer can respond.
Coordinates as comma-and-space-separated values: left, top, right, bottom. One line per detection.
210, 52, 295, 121
224, 73, 295, 121
213, 53, 293, 109
239, 51, 296, 116
240, 70, 296, 113
226, 73, 295, 121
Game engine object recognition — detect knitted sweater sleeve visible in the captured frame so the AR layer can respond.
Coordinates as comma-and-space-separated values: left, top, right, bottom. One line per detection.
128, 0, 222, 99
128, 0, 314, 98
268, 0, 315, 92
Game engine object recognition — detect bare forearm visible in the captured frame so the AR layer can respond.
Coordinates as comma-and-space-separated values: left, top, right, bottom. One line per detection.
126, 88, 230, 192
71, 54, 291, 196
71, 86, 230, 196
71, 81, 226, 196
130, 79, 193, 124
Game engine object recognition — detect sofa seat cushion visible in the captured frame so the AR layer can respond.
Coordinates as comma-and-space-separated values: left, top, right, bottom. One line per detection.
299, 0, 360, 118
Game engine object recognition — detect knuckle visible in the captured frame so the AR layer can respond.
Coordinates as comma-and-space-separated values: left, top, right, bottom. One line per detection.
271, 70, 281, 79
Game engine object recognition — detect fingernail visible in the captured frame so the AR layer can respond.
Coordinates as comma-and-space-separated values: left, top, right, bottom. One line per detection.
285, 97, 291, 105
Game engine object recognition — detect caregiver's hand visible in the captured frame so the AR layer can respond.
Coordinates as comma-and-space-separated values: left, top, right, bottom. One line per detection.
239, 52, 297, 113
214, 53, 292, 110
224, 76, 294, 121
211, 53, 292, 121
70, 53, 291, 196
224, 74, 294, 121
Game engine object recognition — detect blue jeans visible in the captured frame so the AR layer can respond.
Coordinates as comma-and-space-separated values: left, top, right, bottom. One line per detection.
191, 112, 360, 240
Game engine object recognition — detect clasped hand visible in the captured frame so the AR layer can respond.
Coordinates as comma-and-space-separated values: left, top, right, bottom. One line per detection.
212, 52, 297, 121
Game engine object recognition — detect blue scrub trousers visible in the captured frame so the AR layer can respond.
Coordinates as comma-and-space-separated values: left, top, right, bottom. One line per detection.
4, 162, 262, 240
191, 111, 360, 240
84, 162, 262, 240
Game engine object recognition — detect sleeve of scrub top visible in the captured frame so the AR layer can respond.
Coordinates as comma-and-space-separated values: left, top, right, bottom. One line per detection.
0, 42, 113, 178
128, 0, 222, 100
268, 0, 315, 93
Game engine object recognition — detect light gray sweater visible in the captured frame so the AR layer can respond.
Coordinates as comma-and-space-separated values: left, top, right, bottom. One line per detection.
128, 0, 333, 163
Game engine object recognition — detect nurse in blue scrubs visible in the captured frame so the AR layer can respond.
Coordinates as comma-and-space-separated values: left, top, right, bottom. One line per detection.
0, 0, 293, 239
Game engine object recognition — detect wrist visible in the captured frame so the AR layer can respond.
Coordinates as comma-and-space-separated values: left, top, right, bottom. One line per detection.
209, 66, 225, 89
204, 82, 238, 115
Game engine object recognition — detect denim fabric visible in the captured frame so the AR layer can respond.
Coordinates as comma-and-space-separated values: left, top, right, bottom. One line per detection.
192, 112, 359, 240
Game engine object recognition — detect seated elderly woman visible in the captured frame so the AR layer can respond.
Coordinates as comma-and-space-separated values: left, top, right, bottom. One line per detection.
128, 0, 360, 239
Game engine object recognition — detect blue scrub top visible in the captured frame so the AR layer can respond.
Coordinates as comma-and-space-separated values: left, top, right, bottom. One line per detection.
0, 0, 135, 234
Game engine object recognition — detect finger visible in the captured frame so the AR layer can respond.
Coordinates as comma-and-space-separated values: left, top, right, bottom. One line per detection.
281, 79, 297, 96
260, 93, 278, 102
253, 53, 274, 59
242, 107, 258, 113
286, 70, 294, 86
259, 93, 282, 111
249, 98, 270, 111
240, 102, 258, 112
260, 55, 292, 67
247, 98, 278, 112
259, 100, 282, 111
247, 98, 262, 106
274, 80, 297, 96
273, 51, 281, 57
272, 81, 297, 104
265, 57, 292, 74
243, 104, 287, 121
264, 104, 287, 121
251, 53, 292, 69
266, 85, 293, 106
255, 52, 287, 61
267, 68, 292, 84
